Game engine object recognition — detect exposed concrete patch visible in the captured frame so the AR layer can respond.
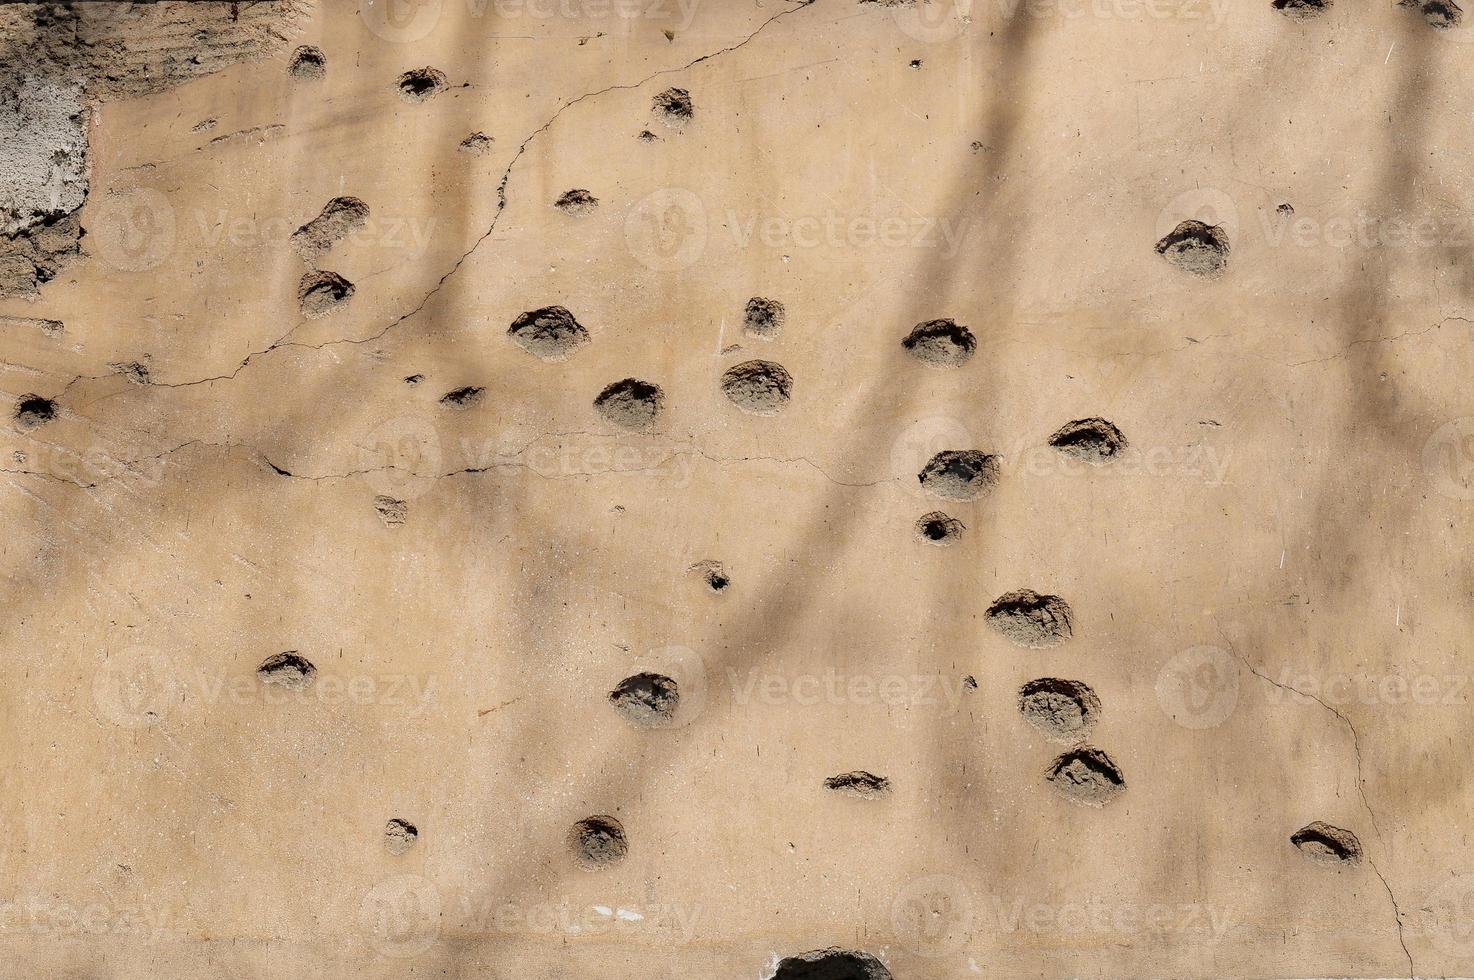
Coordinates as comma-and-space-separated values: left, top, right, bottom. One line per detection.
0, 74, 87, 236
0, 1, 308, 296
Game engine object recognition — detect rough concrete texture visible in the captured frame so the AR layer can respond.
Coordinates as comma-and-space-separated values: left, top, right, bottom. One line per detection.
6, 0, 1474, 977
0, 1, 307, 295
0, 74, 87, 235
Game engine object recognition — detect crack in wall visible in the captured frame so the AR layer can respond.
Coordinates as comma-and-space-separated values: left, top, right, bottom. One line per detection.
50, 0, 818, 395
1215, 624, 1414, 978
0, 1, 308, 296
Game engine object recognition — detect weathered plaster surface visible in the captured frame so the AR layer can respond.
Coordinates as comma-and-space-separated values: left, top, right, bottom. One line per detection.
3, 1, 1474, 977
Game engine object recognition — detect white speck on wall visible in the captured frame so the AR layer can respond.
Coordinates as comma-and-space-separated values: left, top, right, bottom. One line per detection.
616, 908, 641, 921
592, 905, 612, 917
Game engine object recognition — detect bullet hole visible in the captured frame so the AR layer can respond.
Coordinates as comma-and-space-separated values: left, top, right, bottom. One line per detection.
1046, 747, 1124, 806
1019, 678, 1100, 741
608, 672, 679, 728
770, 949, 892, 980
439, 385, 484, 409
1277, 202, 1295, 217
1154, 219, 1230, 278
914, 511, 964, 546
14, 394, 56, 428
298, 270, 354, 318
397, 67, 448, 102
1273, 0, 1329, 16
509, 306, 590, 361
909, 59, 922, 69
987, 590, 1073, 648
384, 818, 418, 854
287, 44, 326, 79
691, 560, 729, 592
637, 130, 661, 142
192, 117, 218, 133
721, 359, 793, 415
1429, 0, 1465, 27
824, 771, 891, 798
594, 378, 664, 431
743, 296, 786, 339
1402, 0, 1463, 27
962, 675, 978, 690
257, 652, 316, 690
458, 132, 492, 155
374, 495, 407, 527
918, 450, 999, 501
403, 374, 423, 385
902, 318, 976, 368
109, 361, 150, 384
1048, 417, 1127, 463
569, 815, 628, 869
653, 87, 693, 127
1291, 821, 1362, 864
292, 196, 369, 261
554, 189, 598, 215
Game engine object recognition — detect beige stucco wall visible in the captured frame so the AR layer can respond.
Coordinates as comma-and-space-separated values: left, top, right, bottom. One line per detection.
4, 0, 1474, 976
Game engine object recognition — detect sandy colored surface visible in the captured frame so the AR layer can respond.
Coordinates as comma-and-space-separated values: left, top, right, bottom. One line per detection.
4, 0, 1474, 977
